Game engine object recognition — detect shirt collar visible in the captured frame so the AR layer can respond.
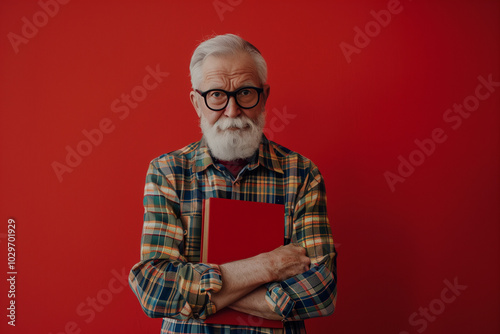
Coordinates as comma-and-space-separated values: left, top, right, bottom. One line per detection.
253, 135, 284, 174
192, 135, 284, 175
192, 137, 215, 173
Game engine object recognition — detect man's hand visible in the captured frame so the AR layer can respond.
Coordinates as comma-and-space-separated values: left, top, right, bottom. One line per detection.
265, 243, 311, 282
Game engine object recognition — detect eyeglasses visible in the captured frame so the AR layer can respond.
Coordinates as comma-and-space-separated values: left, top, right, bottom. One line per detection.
195, 86, 264, 111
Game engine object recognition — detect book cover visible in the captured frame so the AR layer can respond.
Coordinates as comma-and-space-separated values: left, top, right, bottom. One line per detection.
201, 197, 285, 328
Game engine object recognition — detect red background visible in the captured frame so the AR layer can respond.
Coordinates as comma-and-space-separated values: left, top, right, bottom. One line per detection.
1, 1, 499, 333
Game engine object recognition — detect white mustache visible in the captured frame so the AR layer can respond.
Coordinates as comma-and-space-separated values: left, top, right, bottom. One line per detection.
215, 117, 253, 131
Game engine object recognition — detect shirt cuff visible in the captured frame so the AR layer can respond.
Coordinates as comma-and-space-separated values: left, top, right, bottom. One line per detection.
198, 264, 223, 318
265, 281, 295, 319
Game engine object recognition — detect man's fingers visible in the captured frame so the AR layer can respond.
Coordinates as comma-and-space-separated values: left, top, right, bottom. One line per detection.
267, 243, 311, 280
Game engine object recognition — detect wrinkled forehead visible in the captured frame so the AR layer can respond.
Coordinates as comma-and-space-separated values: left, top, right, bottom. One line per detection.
200, 52, 261, 89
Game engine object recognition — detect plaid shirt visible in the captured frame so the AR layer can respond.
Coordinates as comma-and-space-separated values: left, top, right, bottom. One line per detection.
129, 135, 337, 334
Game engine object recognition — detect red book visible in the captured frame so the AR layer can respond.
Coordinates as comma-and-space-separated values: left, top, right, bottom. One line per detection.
201, 197, 285, 328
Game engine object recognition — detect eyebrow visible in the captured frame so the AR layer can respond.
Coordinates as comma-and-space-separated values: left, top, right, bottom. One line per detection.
206, 82, 260, 91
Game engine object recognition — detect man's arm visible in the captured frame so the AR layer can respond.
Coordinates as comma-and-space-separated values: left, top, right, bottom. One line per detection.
129, 161, 221, 320
228, 286, 283, 320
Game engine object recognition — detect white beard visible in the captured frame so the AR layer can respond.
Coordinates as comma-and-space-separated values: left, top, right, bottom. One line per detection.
200, 112, 266, 161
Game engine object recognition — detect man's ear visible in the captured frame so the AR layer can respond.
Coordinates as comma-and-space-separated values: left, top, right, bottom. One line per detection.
190, 90, 201, 118
262, 84, 270, 104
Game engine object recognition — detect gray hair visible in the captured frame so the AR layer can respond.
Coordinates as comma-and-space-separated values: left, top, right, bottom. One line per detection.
189, 34, 268, 89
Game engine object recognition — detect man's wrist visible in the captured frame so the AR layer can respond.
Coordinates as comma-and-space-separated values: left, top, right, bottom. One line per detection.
256, 252, 277, 283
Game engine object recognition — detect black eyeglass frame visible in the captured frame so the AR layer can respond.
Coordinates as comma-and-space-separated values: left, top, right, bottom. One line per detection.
195, 86, 264, 111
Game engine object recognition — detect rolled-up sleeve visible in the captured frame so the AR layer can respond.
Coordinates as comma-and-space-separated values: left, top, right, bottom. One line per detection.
266, 165, 337, 320
129, 160, 222, 320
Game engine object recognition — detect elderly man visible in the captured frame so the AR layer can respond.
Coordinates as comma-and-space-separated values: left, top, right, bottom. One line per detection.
129, 34, 337, 334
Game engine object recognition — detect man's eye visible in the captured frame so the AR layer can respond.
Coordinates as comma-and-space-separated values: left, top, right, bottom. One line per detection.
239, 89, 251, 96
210, 91, 223, 98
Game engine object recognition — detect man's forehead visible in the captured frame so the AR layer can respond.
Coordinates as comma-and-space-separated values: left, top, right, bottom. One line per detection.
201, 53, 260, 87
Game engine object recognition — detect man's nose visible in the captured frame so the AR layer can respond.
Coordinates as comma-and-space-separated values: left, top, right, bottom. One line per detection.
223, 96, 241, 118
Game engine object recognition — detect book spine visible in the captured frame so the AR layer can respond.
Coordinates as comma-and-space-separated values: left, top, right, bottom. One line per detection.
201, 198, 209, 263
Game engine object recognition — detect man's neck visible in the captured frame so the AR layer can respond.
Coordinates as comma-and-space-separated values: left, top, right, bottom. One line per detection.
215, 158, 249, 178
